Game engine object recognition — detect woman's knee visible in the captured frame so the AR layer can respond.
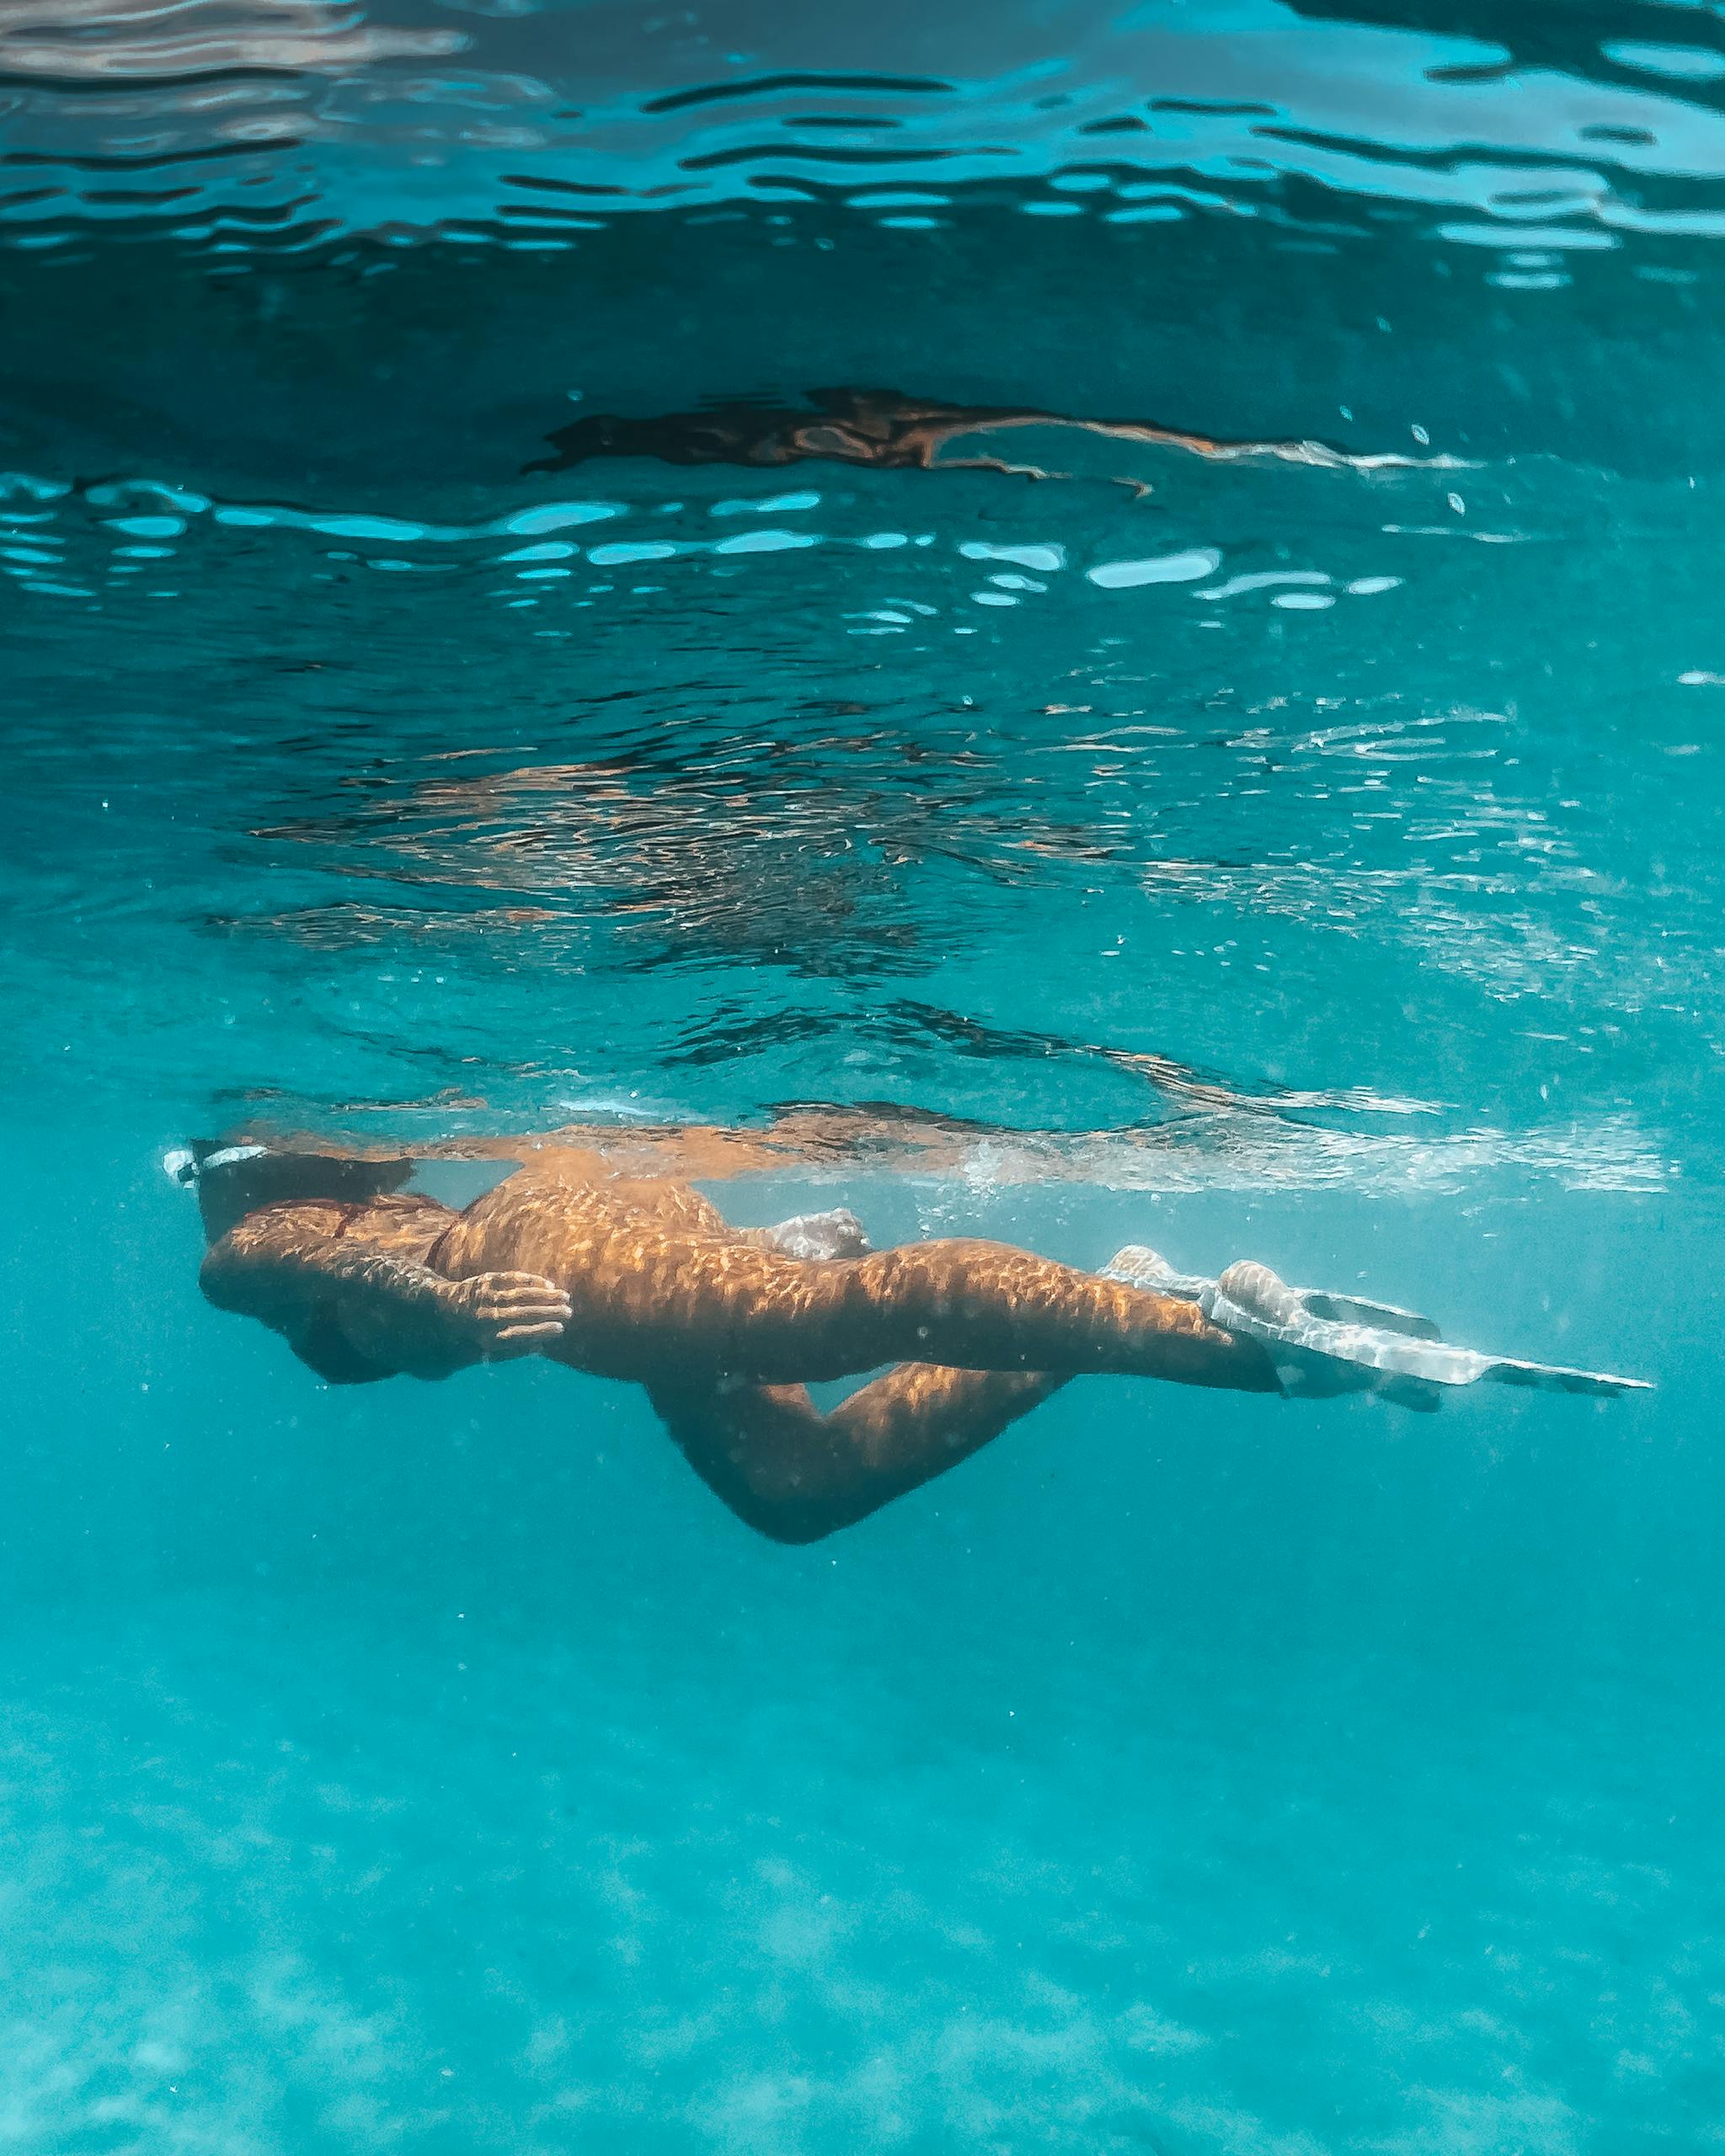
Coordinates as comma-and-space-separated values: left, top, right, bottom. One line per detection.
693, 1464, 841, 1545
741, 1499, 840, 1546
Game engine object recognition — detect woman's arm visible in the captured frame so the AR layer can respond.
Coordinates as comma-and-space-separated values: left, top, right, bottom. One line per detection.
200, 1203, 569, 1380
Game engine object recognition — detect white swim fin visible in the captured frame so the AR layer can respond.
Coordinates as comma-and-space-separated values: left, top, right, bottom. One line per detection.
1100, 1247, 1650, 1407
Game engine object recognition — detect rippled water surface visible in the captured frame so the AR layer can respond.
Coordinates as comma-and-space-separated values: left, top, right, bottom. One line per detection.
4, 3, 1725, 2150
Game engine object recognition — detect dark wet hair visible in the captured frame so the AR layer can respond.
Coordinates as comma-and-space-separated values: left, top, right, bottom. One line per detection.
185, 1139, 414, 1242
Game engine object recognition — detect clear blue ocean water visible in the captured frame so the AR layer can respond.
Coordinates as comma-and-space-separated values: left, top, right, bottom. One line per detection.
3, 3, 1724, 2148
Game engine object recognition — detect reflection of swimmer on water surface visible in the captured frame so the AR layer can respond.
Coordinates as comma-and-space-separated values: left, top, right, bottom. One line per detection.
247, 744, 1115, 979
177, 1118, 1645, 1547
526, 386, 1460, 488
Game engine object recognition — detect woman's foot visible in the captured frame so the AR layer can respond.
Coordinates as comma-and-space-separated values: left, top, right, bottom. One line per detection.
761, 1209, 873, 1262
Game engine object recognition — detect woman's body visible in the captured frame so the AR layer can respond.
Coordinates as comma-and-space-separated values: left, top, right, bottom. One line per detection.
195, 1146, 1275, 1544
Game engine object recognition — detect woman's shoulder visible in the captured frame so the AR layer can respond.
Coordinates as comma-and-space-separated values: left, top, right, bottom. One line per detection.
331, 1190, 455, 1249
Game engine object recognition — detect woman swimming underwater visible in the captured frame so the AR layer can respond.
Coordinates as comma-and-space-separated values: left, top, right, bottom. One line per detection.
175, 1111, 1644, 1545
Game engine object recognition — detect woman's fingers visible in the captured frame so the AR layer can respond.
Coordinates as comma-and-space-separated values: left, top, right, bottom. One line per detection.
470, 1274, 572, 1320
481, 1294, 572, 1318
451, 1272, 570, 1353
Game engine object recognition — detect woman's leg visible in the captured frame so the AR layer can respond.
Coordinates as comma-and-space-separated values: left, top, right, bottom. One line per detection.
647, 1364, 1071, 1544
433, 1172, 1276, 1392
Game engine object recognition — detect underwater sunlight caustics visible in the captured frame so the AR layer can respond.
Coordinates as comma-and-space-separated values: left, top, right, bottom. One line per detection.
3, 1, 1723, 2152
172, 1126, 1648, 1544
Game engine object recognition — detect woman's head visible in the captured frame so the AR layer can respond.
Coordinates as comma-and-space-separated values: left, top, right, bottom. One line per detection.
171, 1140, 415, 1242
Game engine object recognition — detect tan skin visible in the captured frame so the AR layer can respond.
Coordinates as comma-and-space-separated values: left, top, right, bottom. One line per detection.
196, 1126, 1277, 1545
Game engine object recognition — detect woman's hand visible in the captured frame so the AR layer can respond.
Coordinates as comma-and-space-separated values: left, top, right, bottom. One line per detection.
441, 1273, 572, 1358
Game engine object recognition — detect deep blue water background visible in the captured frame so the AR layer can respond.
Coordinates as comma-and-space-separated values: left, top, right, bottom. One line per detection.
4, 2, 1725, 2148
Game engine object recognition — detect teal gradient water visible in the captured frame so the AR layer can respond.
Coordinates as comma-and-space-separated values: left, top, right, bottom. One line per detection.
3, 3, 1724, 2148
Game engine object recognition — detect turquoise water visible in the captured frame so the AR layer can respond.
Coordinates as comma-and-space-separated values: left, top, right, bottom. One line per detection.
4, 3, 1725, 2148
